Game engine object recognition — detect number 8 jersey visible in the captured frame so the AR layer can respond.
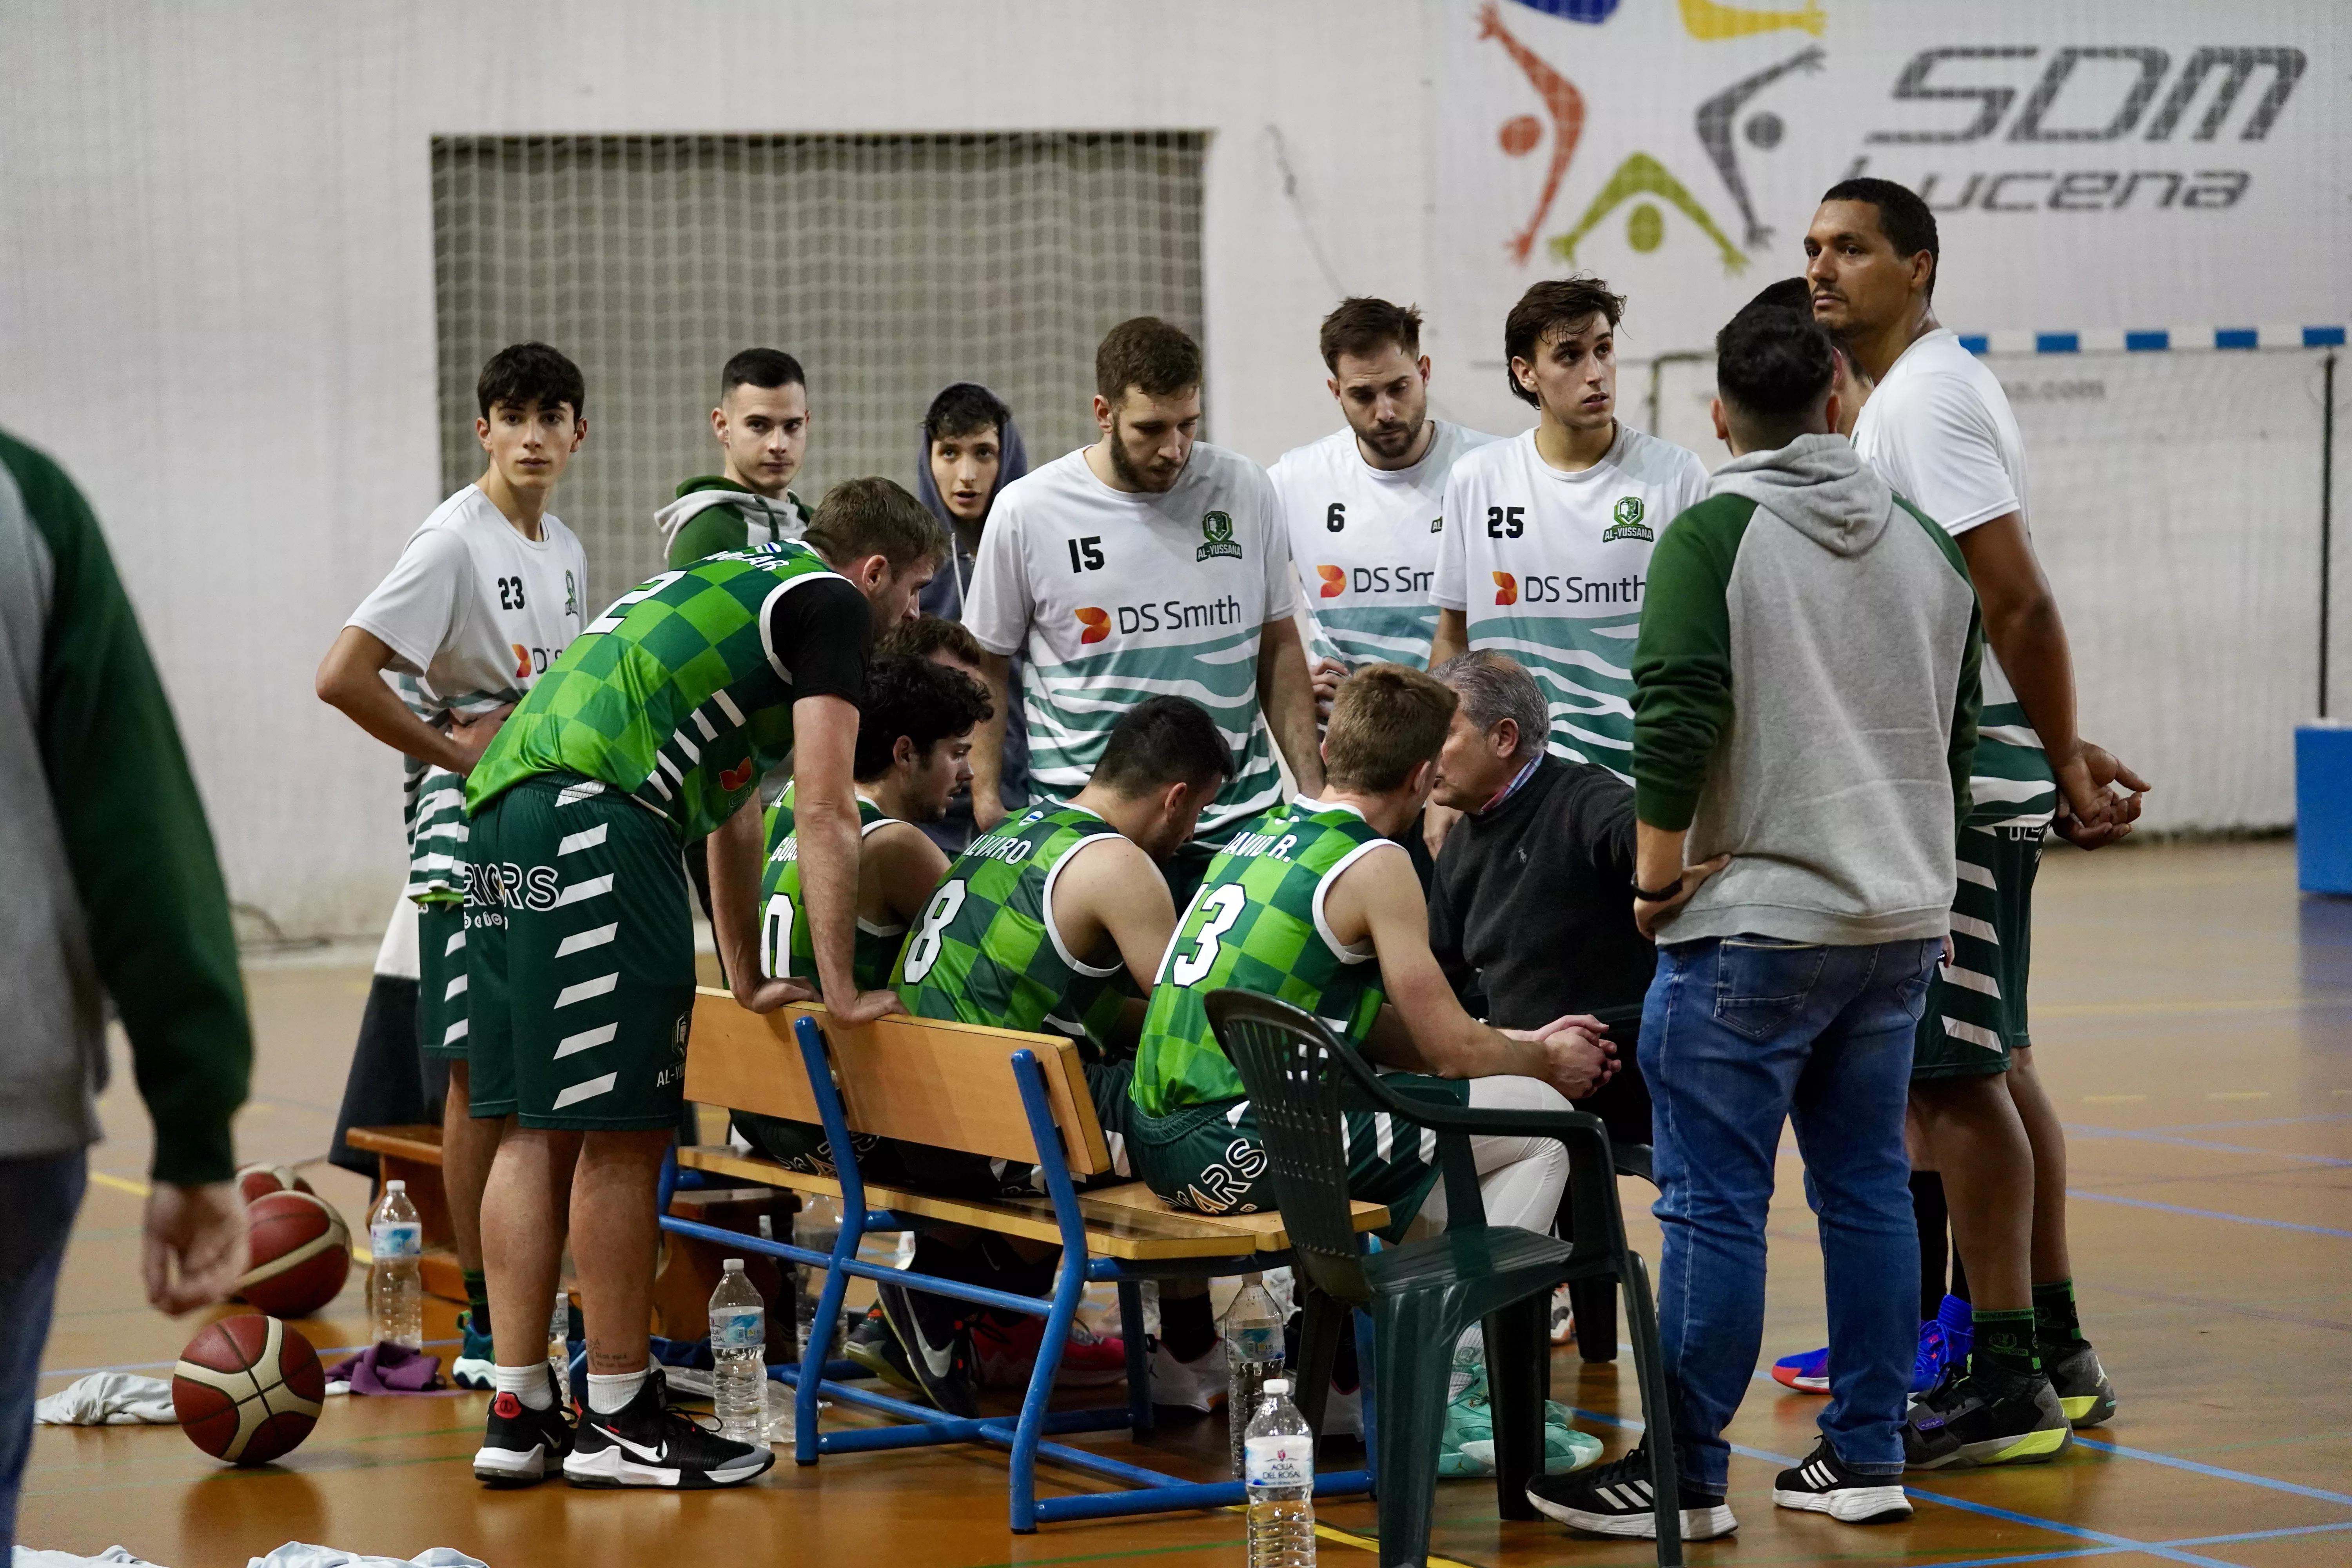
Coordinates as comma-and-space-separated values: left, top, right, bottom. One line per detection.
892, 804, 1129, 1056
1132, 799, 1392, 1117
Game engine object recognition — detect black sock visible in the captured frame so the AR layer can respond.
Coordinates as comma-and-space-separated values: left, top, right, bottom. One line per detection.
1161, 1292, 1216, 1363
1949, 1247, 1970, 1306
463, 1269, 491, 1340
1971, 1307, 2041, 1385
2033, 1279, 2085, 1351
1910, 1174, 1948, 1321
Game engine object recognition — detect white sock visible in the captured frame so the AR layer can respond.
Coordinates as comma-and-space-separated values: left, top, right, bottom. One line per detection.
494, 1363, 553, 1411
586, 1367, 648, 1415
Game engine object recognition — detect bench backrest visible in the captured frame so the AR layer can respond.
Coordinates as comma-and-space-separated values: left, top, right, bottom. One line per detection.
684, 989, 1114, 1178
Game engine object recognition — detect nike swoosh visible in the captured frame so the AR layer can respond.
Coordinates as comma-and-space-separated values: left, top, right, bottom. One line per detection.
915, 1331, 956, 1378
605, 1430, 668, 1463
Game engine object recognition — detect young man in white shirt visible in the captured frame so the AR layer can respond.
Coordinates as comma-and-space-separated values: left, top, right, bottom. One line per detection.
1429, 278, 1710, 855
1801, 177, 2147, 1466
1270, 299, 1499, 703
315, 343, 592, 1387
964, 316, 1326, 904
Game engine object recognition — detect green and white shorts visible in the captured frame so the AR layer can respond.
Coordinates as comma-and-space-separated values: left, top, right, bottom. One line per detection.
1127, 1073, 1471, 1236
1913, 818, 2047, 1082
464, 773, 695, 1131
416, 901, 469, 1063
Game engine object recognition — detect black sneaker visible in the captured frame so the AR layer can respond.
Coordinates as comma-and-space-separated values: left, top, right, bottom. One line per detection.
845, 1304, 922, 1396
1771, 1439, 1913, 1524
563, 1367, 774, 1489
876, 1280, 979, 1418
2044, 1342, 2117, 1429
1903, 1368, 2071, 1469
1525, 1445, 1737, 1541
472, 1370, 575, 1487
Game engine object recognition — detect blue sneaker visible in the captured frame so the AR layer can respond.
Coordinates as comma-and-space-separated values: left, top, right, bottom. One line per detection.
1774, 1297, 1974, 1399
452, 1309, 496, 1391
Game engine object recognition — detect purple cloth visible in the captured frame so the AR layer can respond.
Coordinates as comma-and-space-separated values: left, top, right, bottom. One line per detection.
325, 1343, 446, 1395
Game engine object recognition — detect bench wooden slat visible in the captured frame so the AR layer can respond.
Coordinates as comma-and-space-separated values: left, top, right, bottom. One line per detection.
676, 1146, 1388, 1260
686, 990, 1113, 1176
345, 1125, 445, 1163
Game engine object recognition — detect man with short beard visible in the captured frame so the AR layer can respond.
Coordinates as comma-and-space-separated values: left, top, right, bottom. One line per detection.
964, 317, 1326, 905
657, 348, 814, 567
1270, 299, 1499, 705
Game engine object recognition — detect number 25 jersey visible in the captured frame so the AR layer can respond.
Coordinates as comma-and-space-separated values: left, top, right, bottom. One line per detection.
1434, 425, 1708, 777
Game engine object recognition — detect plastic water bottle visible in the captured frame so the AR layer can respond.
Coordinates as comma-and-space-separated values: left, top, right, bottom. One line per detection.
367, 1181, 424, 1350
710, 1259, 769, 1446
1244, 1377, 1316, 1567
795, 1194, 843, 1365
546, 1291, 572, 1397
1225, 1274, 1285, 1477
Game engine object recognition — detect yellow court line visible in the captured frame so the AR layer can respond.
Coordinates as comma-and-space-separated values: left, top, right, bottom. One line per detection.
1221, 1504, 1480, 1568
87, 1171, 151, 1198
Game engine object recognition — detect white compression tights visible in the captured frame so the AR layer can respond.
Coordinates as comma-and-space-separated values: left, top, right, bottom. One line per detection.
1413, 1074, 1574, 1236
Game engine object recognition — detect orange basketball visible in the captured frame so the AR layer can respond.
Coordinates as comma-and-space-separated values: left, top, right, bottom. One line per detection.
234, 1189, 350, 1318
236, 1161, 316, 1205
173, 1314, 325, 1465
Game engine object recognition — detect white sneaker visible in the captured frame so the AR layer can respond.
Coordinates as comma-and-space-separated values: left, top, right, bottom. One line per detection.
1148, 1339, 1229, 1412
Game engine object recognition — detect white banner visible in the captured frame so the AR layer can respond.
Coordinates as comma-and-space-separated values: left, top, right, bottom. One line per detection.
1429, 0, 2347, 434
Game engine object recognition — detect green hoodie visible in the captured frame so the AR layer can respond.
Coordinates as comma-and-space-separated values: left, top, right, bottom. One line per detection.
658, 475, 812, 569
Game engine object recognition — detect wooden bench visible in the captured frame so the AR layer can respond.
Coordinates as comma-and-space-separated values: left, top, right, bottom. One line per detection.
664, 988, 1387, 1532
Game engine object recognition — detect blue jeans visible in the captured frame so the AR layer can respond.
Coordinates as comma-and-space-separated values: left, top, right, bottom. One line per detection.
1, 1150, 87, 1553
1639, 935, 1936, 1492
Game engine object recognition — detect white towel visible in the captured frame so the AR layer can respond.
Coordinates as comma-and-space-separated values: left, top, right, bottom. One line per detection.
12, 1548, 162, 1566
32, 1374, 177, 1426
246, 1549, 488, 1568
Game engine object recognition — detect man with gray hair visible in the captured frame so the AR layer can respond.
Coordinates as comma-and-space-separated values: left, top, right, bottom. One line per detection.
1426, 648, 1656, 1356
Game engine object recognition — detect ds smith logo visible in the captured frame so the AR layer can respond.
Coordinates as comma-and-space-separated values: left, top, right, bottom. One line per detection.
1321, 564, 1437, 598
510, 642, 561, 678
1316, 565, 1347, 599
1076, 606, 1112, 644
1493, 571, 1519, 606
1076, 597, 1246, 642
1602, 495, 1654, 542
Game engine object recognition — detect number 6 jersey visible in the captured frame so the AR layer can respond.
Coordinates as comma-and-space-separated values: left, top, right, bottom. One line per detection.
1132, 798, 1393, 1117
1433, 425, 1707, 778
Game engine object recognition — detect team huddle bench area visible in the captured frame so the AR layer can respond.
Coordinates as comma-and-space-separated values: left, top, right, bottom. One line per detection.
662, 989, 1391, 1532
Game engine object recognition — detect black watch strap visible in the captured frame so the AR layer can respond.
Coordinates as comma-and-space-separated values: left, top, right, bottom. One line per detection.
1632, 875, 1685, 903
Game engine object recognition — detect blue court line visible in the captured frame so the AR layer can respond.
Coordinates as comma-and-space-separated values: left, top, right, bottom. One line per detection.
1570, 1407, 2250, 1568
2141, 1114, 2352, 1134
2072, 1437, 2352, 1508
2064, 1189, 2352, 1238
1923, 1523, 2352, 1568
2065, 1124, 2352, 1167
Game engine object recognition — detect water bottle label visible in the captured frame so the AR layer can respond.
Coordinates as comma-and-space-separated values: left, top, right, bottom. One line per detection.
370, 1221, 422, 1260
1244, 1435, 1312, 1490
1232, 1323, 1281, 1361
711, 1306, 764, 1352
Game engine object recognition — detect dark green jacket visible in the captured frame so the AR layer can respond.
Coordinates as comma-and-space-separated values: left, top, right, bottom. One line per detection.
0, 430, 250, 1183
656, 475, 811, 569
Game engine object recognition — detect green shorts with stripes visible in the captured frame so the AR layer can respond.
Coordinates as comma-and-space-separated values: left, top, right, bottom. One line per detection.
734, 1058, 1136, 1199
464, 773, 695, 1131
416, 900, 469, 1062
1127, 1073, 1472, 1236
1913, 818, 2046, 1082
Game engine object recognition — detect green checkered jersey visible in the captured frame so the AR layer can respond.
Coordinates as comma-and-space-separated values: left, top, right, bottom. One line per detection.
465, 544, 843, 839
759, 783, 910, 992
1133, 800, 1393, 1117
892, 805, 1128, 1056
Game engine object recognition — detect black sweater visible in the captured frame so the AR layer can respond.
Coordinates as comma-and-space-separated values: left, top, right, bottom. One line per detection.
1428, 756, 1655, 1034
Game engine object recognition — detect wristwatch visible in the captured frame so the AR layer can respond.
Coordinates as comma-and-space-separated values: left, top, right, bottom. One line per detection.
1632, 875, 1684, 903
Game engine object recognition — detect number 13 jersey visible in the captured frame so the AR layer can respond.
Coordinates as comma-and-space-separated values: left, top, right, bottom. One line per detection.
1434, 425, 1707, 778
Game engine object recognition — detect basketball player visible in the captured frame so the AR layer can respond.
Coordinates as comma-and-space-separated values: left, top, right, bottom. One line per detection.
963, 317, 1325, 904
1804, 178, 2146, 1466
1129, 665, 1618, 1473
1429, 277, 1710, 851
315, 342, 591, 1389
657, 348, 814, 568
463, 479, 938, 1491
1269, 298, 1499, 704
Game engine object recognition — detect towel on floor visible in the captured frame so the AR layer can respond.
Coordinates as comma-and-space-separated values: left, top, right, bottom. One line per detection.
12, 1548, 163, 1566
32, 1374, 177, 1426
247, 1548, 486, 1568
322, 1344, 445, 1396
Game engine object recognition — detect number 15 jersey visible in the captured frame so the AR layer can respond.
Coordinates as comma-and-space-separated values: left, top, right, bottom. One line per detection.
1434, 425, 1707, 778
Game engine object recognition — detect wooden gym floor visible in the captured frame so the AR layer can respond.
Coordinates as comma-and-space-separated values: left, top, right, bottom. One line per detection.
25, 839, 2352, 1568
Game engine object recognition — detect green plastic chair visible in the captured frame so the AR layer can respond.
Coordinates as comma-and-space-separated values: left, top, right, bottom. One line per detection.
1206, 989, 1682, 1567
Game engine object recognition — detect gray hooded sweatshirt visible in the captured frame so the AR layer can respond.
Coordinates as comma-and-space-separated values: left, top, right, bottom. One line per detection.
1630, 433, 1982, 946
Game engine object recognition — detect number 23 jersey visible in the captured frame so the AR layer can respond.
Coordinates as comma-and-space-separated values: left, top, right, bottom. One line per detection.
1433, 425, 1707, 776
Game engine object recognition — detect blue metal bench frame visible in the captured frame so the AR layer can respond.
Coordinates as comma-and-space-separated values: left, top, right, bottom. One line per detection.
655, 1012, 1376, 1532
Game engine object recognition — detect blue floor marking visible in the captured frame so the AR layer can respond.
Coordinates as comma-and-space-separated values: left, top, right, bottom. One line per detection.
2065, 1124, 2352, 1168
2064, 1189, 2352, 1238
2071, 1437, 2352, 1508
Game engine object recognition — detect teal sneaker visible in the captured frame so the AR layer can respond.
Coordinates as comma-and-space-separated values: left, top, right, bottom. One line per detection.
452, 1309, 496, 1391
1437, 1364, 1601, 1477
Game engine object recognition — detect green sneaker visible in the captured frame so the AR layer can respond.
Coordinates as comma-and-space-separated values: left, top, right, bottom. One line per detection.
1437, 1365, 1601, 1477
452, 1310, 496, 1391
